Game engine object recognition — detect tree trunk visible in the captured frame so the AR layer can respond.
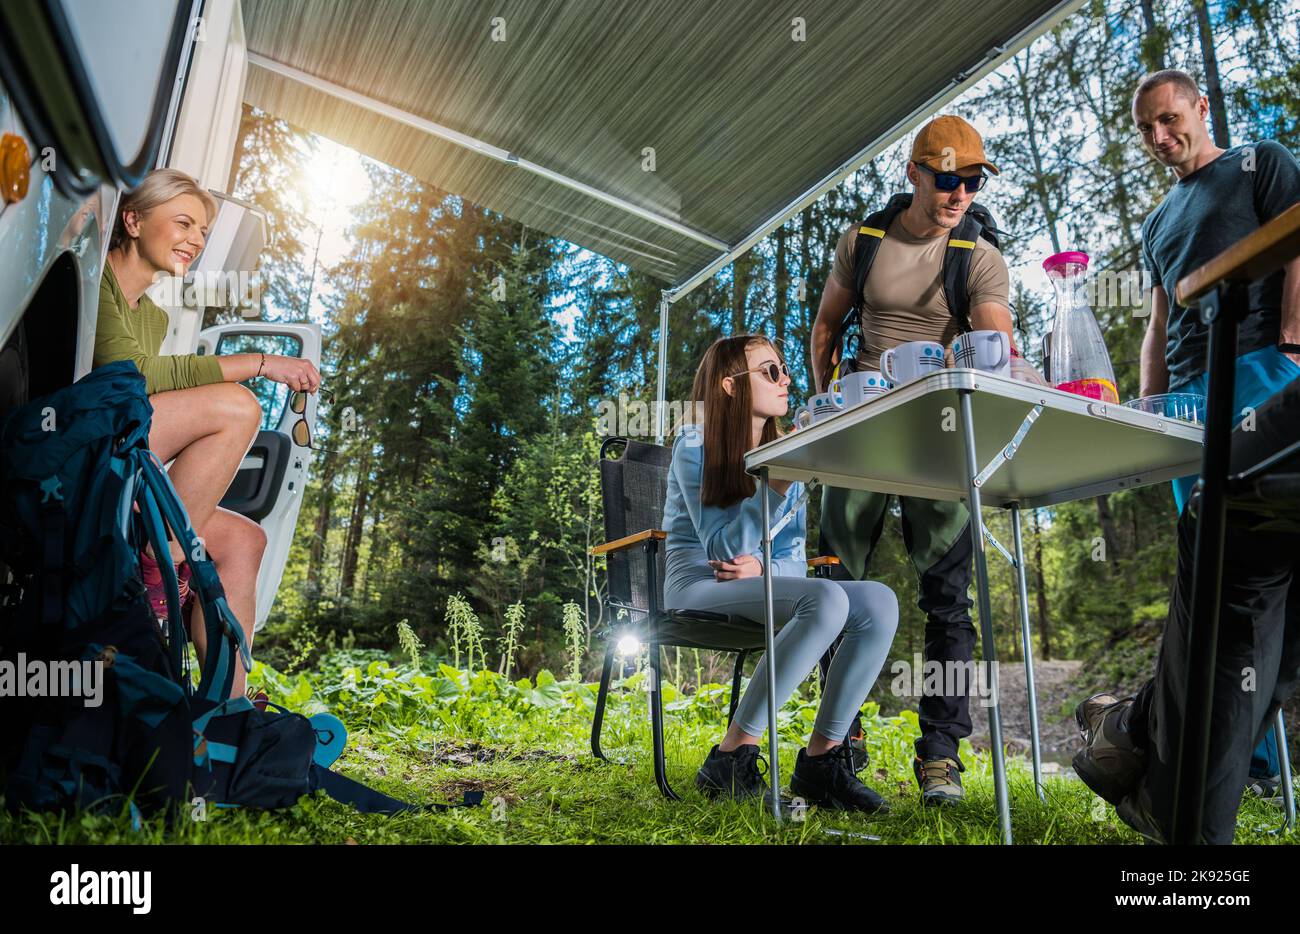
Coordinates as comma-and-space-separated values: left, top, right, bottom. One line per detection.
774, 223, 789, 352
361, 507, 384, 598
1193, 0, 1231, 148
1014, 49, 1063, 255
1139, 0, 1166, 71
1030, 509, 1052, 660
307, 454, 337, 588
1095, 494, 1121, 570
341, 441, 373, 598
731, 252, 754, 334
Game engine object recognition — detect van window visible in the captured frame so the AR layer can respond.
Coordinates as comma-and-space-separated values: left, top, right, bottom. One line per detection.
212, 332, 304, 431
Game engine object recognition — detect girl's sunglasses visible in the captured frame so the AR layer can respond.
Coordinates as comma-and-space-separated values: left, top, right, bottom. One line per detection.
729, 361, 790, 384
289, 388, 338, 453
916, 161, 988, 193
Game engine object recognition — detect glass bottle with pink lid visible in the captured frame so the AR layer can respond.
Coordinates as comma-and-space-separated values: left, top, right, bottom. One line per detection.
1042, 250, 1118, 403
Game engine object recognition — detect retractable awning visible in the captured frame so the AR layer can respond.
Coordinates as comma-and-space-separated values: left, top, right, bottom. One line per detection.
241, 0, 1082, 300
240, 0, 1085, 440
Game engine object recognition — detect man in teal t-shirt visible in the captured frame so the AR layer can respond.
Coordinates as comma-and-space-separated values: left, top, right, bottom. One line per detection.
1073, 69, 1299, 842
1138, 71, 1300, 801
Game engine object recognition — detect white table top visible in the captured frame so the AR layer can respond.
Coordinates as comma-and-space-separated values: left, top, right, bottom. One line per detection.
744, 369, 1205, 508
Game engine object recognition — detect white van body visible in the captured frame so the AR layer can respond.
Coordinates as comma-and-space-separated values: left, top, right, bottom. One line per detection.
0, 0, 314, 630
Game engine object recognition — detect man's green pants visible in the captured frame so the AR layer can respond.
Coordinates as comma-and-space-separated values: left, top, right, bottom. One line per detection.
821, 485, 976, 766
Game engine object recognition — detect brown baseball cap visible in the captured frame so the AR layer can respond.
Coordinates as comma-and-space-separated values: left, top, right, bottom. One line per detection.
910, 115, 1000, 175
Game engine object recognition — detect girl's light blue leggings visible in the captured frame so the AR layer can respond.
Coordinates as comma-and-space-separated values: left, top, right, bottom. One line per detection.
664, 575, 899, 740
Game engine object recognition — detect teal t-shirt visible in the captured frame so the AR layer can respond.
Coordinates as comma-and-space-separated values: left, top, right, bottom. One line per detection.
1140, 140, 1300, 387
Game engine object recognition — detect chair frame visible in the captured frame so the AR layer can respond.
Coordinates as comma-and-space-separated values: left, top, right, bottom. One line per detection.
589, 436, 857, 800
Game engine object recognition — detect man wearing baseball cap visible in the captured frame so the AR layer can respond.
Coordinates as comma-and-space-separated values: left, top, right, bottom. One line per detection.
811, 114, 1022, 806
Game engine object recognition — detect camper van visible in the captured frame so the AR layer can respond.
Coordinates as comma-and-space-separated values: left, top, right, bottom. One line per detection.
0, 0, 316, 628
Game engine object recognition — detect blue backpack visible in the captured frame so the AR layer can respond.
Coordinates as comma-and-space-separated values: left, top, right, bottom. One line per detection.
0, 361, 469, 819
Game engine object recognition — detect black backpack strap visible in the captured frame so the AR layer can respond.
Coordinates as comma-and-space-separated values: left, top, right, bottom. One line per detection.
310, 764, 484, 814
39, 498, 64, 629
831, 195, 911, 383
941, 212, 982, 335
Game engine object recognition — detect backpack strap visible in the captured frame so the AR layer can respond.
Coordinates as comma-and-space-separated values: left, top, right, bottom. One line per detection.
941, 210, 982, 335
137, 479, 190, 687
310, 764, 484, 814
39, 486, 65, 629
837, 195, 1000, 367
830, 195, 910, 385
135, 450, 250, 704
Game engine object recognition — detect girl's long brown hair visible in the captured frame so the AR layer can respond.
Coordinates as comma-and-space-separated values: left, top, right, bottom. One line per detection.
690, 335, 786, 508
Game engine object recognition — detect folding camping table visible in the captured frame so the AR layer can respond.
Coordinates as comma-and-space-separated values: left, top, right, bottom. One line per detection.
744, 367, 1205, 844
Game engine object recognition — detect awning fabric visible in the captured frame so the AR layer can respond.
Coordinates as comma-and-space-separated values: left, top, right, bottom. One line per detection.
240, 0, 1080, 298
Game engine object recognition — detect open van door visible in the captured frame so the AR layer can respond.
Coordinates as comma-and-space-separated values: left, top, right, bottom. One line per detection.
197, 321, 321, 630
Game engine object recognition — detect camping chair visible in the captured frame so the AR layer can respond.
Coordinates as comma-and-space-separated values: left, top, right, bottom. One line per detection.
589, 435, 854, 800
1174, 202, 1300, 841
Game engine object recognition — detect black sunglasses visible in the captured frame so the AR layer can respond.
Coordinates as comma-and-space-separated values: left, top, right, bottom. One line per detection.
288, 388, 338, 454
915, 161, 988, 193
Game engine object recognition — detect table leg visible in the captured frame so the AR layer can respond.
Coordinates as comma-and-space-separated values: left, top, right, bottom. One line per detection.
958, 390, 1012, 844
759, 467, 782, 820
1010, 504, 1044, 802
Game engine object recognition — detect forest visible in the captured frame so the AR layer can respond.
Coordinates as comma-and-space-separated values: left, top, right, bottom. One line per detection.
230, 0, 1295, 690
22, 0, 1275, 846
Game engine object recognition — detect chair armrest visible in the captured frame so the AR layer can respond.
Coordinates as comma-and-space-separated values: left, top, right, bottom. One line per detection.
590, 529, 667, 555
807, 556, 840, 568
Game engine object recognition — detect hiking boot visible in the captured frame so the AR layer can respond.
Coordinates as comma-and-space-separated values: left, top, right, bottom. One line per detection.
1074, 692, 1121, 741
1115, 779, 1166, 844
695, 744, 769, 801
913, 756, 964, 806
789, 747, 889, 814
1072, 693, 1145, 806
1246, 774, 1282, 804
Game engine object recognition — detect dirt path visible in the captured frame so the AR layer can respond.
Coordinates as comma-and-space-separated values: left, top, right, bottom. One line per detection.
967, 660, 1084, 768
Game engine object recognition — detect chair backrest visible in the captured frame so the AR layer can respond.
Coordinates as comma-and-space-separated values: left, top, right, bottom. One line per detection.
599, 436, 671, 620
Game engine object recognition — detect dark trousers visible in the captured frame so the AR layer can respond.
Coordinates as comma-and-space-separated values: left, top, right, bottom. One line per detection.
1131, 507, 1300, 844
821, 487, 975, 764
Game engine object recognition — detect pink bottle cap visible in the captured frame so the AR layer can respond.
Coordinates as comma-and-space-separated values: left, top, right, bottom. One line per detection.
1042, 251, 1090, 274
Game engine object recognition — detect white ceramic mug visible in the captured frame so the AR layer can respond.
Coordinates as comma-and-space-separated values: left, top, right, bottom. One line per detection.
879, 341, 945, 385
951, 330, 1011, 376
831, 370, 893, 406
809, 390, 845, 422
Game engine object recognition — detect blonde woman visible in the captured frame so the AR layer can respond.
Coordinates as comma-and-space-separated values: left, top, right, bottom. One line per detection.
94, 168, 320, 697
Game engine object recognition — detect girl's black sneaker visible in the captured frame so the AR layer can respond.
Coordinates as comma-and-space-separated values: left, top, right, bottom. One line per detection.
695, 744, 768, 800
790, 747, 890, 814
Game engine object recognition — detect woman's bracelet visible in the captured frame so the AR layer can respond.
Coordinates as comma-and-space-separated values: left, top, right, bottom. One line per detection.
257, 352, 265, 377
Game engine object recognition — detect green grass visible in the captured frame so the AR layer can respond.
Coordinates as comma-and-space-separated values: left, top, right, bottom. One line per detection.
0, 650, 1293, 845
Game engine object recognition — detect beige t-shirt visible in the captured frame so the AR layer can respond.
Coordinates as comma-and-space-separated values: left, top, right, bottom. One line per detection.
830, 214, 1010, 370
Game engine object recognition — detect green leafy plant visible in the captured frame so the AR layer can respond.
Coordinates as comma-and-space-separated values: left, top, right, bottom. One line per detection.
396, 619, 424, 670
562, 601, 585, 681
499, 601, 526, 680
444, 593, 483, 670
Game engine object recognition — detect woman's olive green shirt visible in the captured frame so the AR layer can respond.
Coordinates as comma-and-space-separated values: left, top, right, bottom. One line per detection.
94, 262, 224, 394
